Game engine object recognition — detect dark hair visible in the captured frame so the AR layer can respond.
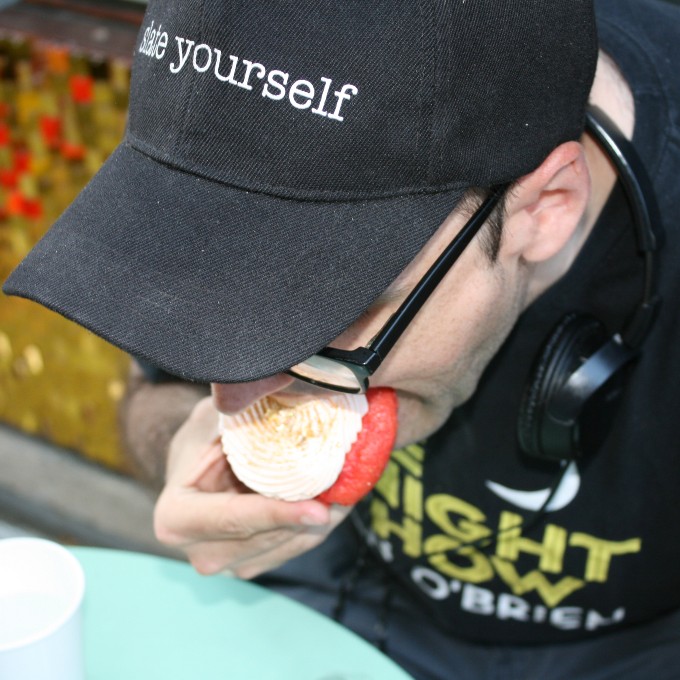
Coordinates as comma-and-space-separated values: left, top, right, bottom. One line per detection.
458, 186, 512, 262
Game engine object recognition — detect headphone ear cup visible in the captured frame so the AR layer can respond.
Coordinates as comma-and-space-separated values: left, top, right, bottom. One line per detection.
518, 313, 608, 460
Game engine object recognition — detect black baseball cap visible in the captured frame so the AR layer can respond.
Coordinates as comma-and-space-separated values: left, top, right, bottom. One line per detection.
4, 0, 597, 383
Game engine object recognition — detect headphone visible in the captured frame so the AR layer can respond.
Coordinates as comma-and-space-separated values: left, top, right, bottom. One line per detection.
517, 105, 661, 462
349, 106, 664, 567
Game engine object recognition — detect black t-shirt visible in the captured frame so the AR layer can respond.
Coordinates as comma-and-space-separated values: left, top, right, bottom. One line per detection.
357, 0, 680, 644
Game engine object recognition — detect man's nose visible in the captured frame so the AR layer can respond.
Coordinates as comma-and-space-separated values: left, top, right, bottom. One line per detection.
210, 374, 295, 414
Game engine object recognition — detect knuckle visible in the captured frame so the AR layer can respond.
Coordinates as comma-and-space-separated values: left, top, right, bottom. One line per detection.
154, 526, 182, 548
153, 503, 185, 547
190, 555, 224, 576
153, 516, 181, 547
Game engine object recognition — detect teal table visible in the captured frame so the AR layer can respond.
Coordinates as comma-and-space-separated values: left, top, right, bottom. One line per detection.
70, 547, 413, 680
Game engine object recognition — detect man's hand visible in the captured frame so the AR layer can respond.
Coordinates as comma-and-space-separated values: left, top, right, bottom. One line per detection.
154, 397, 351, 579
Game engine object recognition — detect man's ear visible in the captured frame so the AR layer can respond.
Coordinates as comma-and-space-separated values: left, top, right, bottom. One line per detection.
502, 141, 591, 264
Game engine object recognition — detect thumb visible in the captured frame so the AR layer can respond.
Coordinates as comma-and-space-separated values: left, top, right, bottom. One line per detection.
167, 397, 221, 481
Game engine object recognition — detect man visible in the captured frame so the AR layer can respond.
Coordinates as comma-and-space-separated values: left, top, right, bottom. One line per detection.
5, 0, 680, 677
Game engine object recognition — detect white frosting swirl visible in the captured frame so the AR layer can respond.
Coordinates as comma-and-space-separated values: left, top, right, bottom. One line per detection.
219, 392, 368, 501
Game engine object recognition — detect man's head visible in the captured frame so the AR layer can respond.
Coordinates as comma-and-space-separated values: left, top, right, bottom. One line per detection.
3, 0, 598, 397
212, 135, 593, 446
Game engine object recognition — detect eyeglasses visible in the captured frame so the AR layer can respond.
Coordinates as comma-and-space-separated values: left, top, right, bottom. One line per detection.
287, 184, 509, 394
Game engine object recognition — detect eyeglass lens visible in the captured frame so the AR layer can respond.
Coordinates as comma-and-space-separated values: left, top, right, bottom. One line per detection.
288, 354, 363, 393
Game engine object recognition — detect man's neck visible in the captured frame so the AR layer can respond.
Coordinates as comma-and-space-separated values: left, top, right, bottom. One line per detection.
581, 50, 636, 232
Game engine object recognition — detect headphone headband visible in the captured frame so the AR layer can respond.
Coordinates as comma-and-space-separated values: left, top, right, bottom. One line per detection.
585, 106, 661, 348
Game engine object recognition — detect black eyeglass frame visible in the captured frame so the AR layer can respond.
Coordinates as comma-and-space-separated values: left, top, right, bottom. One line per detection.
287, 183, 510, 393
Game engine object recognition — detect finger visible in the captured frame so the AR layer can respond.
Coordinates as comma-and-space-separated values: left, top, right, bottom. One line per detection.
184, 521, 333, 578
228, 529, 333, 580
184, 503, 352, 576
156, 488, 331, 544
183, 525, 304, 575
167, 398, 220, 479
183, 440, 231, 490
187, 492, 331, 537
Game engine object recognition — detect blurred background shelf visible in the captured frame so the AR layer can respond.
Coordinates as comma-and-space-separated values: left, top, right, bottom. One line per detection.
0, 421, 179, 557
0, 0, 175, 553
0, 0, 141, 470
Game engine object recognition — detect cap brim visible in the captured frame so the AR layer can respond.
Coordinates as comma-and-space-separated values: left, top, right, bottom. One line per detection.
4, 143, 466, 383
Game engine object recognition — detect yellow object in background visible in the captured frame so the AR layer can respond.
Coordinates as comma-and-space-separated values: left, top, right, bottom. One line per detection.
0, 27, 135, 471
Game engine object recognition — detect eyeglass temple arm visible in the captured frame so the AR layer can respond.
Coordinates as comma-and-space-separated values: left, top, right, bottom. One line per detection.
368, 184, 510, 360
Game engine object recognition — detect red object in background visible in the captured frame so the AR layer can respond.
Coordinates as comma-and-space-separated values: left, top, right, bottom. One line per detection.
0, 102, 11, 119
0, 150, 31, 189
4, 190, 43, 219
5, 190, 25, 216
60, 141, 86, 161
12, 148, 31, 173
317, 387, 399, 506
0, 169, 18, 189
40, 115, 62, 147
69, 74, 94, 104
0, 123, 10, 146
21, 197, 43, 219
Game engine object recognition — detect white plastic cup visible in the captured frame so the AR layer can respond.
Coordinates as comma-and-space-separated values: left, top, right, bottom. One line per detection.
0, 537, 85, 680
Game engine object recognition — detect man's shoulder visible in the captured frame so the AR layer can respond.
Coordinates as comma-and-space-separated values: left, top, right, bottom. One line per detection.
596, 0, 680, 38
